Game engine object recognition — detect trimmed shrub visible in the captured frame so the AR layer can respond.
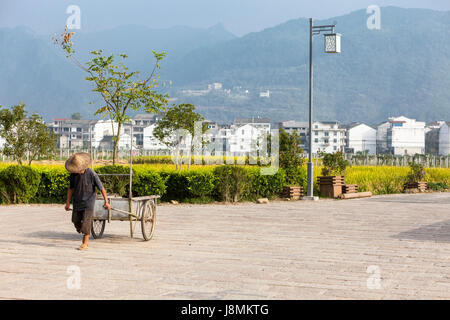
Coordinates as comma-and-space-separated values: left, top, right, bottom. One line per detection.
34, 167, 69, 203
132, 169, 168, 197
0, 165, 41, 204
160, 170, 189, 201
213, 165, 248, 202
186, 170, 216, 198
245, 167, 286, 200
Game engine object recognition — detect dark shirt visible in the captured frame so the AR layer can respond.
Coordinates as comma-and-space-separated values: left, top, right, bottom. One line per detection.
69, 168, 104, 211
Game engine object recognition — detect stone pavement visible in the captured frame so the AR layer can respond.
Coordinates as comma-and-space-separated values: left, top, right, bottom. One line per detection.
1, 193, 450, 300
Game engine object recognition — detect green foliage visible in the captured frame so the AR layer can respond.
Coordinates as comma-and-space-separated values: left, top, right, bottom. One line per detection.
278, 128, 305, 185
54, 28, 169, 164
407, 162, 426, 183
320, 152, 349, 177
0, 165, 41, 204
34, 167, 69, 203
132, 170, 168, 197
95, 165, 132, 196
213, 165, 248, 202
0, 103, 57, 165
159, 170, 189, 201
427, 181, 448, 191
186, 170, 216, 198
245, 167, 286, 200
71, 112, 82, 120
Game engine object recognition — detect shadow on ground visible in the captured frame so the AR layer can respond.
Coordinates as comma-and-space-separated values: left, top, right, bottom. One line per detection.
392, 220, 450, 243
24, 231, 130, 241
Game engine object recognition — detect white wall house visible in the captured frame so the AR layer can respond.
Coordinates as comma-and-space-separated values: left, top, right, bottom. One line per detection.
346, 123, 377, 155
439, 122, 450, 155
91, 120, 121, 148
143, 124, 170, 150
387, 116, 425, 155
229, 124, 267, 154
118, 133, 137, 150
311, 121, 346, 154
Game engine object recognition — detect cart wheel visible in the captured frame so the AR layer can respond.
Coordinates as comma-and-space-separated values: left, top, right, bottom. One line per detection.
91, 220, 106, 239
141, 200, 156, 241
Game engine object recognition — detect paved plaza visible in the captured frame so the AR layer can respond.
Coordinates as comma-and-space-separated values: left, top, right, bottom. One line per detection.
1, 193, 450, 300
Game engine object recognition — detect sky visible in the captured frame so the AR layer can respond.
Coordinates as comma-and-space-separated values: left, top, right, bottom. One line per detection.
1, 0, 449, 36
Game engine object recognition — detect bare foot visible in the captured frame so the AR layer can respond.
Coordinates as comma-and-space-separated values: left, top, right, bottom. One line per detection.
77, 244, 88, 251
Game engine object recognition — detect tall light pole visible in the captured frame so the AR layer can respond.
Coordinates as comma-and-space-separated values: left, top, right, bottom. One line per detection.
304, 18, 341, 200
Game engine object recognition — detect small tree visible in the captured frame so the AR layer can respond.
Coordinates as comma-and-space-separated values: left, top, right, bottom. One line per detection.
319, 151, 349, 176
278, 128, 304, 185
407, 162, 426, 183
54, 27, 168, 164
0, 103, 57, 165
153, 104, 207, 170
71, 112, 82, 120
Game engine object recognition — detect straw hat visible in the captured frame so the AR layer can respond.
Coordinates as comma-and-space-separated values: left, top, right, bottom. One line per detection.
65, 153, 92, 173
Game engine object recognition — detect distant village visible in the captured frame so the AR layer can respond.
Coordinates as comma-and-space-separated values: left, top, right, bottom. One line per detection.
24, 114, 449, 157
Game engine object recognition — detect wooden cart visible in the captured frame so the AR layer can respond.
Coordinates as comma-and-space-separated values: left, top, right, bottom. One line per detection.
91, 195, 158, 241
88, 120, 158, 241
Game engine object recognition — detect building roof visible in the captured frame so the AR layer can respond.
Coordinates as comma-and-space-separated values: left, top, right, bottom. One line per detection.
133, 113, 163, 120
234, 117, 271, 124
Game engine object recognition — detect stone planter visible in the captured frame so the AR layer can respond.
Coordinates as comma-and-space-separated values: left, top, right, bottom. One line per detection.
282, 186, 304, 200
403, 181, 428, 193
318, 176, 345, 198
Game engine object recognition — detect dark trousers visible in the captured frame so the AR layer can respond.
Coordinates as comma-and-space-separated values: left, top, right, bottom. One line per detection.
72, 210, 94, 235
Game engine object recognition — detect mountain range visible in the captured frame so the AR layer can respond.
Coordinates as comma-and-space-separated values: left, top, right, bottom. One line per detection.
0, 6, 449, 124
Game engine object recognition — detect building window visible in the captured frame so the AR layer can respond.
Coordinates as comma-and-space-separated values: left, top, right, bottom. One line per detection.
315, 132, 318, 136
334, 132, 337, 136
334, 139, 337, 143
314, 138, 318, 143
324, 139, 329, 144
334, 146, 337, 150
325, 131, 329, 136
242, 130, 245, 135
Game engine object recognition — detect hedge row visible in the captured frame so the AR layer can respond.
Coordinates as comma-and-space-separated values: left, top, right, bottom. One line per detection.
1, 164, 449, 205
0, 165, 290, 204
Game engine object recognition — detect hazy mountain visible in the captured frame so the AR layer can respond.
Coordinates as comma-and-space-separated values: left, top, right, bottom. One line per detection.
164, 7, 450, 123
0, 23, 235, 120
1, 7, 450, 124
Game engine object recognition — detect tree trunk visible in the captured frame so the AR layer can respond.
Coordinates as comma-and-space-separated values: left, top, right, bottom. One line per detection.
113, 122, 122, 165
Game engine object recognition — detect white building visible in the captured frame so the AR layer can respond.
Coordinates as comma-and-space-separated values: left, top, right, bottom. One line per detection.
91, 120, 121, 149
234, 118, 271, 134
376, 121, 390, 154
229, 124, 267, 154
438, 122, 450, 155
143, 124, 169, 151
346, 123, 377, 155
386, 116, 425, 155
311, 121, 346, 154
0, 136, 6, 150
118, 133, 137, 150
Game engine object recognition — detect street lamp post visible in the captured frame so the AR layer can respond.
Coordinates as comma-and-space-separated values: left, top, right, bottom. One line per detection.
304, 18, 341, 200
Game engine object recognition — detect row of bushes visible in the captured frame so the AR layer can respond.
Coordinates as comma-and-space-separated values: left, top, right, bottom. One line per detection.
1, 164, 449, 204
0, 164, 291, 204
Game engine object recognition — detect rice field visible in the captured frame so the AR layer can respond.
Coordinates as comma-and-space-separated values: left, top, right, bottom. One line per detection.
1, 161, 449, 196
